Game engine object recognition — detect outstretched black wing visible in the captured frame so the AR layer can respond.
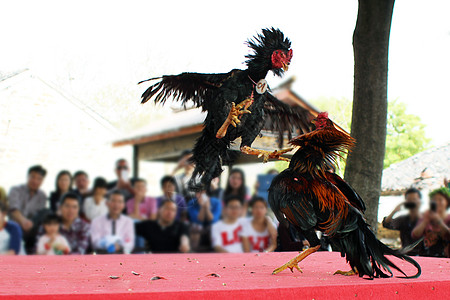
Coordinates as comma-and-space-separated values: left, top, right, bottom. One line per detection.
139, 69, 240, 108
262, 92, 313, 148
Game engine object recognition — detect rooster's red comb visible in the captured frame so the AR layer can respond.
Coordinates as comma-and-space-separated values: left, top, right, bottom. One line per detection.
317, 112, 329, 119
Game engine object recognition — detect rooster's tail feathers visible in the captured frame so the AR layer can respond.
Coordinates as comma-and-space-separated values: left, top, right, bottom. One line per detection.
336, 213, 421, 279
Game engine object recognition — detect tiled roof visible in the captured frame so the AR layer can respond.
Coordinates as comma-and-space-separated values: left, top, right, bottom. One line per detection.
381, 142, 450, 193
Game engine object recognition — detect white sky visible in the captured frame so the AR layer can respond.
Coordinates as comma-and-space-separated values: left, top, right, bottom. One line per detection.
1, 0, 450, 145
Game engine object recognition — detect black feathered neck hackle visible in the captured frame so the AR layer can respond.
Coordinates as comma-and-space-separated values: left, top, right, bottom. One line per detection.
245, 28, 291, 78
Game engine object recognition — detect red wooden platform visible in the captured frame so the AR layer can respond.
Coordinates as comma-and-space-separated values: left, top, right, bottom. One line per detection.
0, 252, 448, 299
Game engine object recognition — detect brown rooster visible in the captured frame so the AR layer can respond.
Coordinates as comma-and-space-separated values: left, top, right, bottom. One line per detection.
268, 112, 421, 279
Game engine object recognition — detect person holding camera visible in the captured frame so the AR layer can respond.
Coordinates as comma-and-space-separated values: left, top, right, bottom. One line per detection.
412, 187, 450, 257
382, 188, 423, 255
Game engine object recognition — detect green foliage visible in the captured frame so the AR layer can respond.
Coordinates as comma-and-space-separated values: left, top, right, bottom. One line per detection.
269, 160, 289, 173
385, 99, 431, 168
310, 97, 430, 170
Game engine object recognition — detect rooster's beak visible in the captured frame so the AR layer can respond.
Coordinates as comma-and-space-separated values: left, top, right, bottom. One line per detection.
282, 62, 289, 71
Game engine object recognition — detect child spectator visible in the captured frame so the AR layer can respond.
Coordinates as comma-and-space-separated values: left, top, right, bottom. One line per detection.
36, 214, 70, 255
0, 202, 22, 255
156, 176, 186, 221
211, 195, 244, 253
127, 179, 157, 221
241, 197, 277, 253
382, 188, 423, 255
83, 177, 109, 222
135, 199, 190, 253
91, 191, 135, 254
188, 189, 222, 252
48, 170, 73, 213
223, 169, 251, 216
412, 187, 450, 257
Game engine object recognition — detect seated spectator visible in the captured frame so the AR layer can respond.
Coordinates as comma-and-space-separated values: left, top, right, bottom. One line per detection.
107, 159, 136, 201
8, 165, 47, 253
49, 170, 73, 213
83, 177, 109, 222
156, 176, 186, 221
0, 202, 22, 255
188, 189, 222, 252
172, 150, 196, 201
382, 188, 423, 255
91, 191, 135, 254
73, 170, 91, 204
136, 199, 190, 253
223, 168, 251, 216
36, 214, 70, 255
412, 187, 450, 257
211, 195, 244, 253
241, 197, 277, 253
57, 192, 90, 254
127, 178, 157, 221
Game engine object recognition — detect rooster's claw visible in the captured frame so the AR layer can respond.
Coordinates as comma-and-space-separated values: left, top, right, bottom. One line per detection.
216, 98, 253, 139
241, 146, 292, 163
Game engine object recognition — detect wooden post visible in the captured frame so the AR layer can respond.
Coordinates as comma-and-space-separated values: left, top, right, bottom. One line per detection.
133, 145, 139, 178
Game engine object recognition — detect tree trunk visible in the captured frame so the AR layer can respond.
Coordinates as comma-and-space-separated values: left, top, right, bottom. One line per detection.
344, 0, 395, 232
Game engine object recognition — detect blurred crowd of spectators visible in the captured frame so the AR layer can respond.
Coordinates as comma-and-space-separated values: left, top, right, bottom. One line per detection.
1, 151, 448, 258
0, 151, 295, 256
382, 186, 450, 257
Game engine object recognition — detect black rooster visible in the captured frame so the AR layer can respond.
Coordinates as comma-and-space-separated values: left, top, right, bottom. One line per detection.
269, 112, 421, 279
139, 28, 312, 189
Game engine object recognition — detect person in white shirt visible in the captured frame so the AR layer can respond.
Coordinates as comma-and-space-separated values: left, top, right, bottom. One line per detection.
83, 177, 108, 222
91, 191, 135, 254
36, 214, 70, 255
241, 196, 277, 253
211, 195, 244, 253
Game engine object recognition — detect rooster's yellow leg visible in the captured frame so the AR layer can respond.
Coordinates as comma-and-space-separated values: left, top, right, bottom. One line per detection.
216, 98, 253, 139
333, 268, 358, 276
272, 245, 320, 275
241, 146, 293, 163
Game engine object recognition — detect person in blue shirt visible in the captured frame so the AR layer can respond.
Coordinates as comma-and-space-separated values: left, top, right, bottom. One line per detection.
187, 188, 221, 252
0, 202, 22, 255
